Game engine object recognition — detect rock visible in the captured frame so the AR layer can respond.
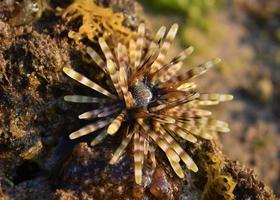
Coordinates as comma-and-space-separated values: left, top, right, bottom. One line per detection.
150, 167, 180, 200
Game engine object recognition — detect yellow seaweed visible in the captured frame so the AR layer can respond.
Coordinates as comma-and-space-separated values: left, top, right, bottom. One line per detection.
61, 0, 135, 44
199, 153, 236, 200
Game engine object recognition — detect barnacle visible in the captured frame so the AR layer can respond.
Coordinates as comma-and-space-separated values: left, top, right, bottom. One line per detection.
63, 23, 233, 184
60, 0, 135, 44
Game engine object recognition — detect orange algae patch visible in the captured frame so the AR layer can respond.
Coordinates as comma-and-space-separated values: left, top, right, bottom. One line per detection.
61, 0, 135, 44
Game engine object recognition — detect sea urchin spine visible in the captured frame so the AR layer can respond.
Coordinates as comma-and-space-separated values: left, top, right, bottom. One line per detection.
63, 23, 233, 184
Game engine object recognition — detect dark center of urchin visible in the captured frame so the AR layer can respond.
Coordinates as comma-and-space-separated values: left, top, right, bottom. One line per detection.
131, 81, 153, 108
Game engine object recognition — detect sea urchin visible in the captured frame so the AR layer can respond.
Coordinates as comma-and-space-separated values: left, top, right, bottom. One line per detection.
63, 23, 233, 184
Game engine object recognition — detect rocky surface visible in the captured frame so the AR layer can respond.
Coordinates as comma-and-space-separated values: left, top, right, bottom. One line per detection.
0, 0, 278, 199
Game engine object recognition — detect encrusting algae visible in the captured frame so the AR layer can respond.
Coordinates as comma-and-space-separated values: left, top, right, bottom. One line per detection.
60, 0, 135, 44
63, 23, 233, 185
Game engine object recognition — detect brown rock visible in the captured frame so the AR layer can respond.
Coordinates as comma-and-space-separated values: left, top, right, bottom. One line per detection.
150, 167, 179, 200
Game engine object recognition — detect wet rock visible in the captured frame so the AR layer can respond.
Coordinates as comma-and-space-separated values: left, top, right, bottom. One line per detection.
150, 167, 180, 200
0, 0, 49, 26
98, 0, 142, 30
0, 18, 73, 182
58, 142, 136, 199
0, 177, 51, 200
57, 142, 182, 200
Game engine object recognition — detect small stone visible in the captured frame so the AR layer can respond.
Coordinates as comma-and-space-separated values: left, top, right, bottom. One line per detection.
150, 167, 179, 200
